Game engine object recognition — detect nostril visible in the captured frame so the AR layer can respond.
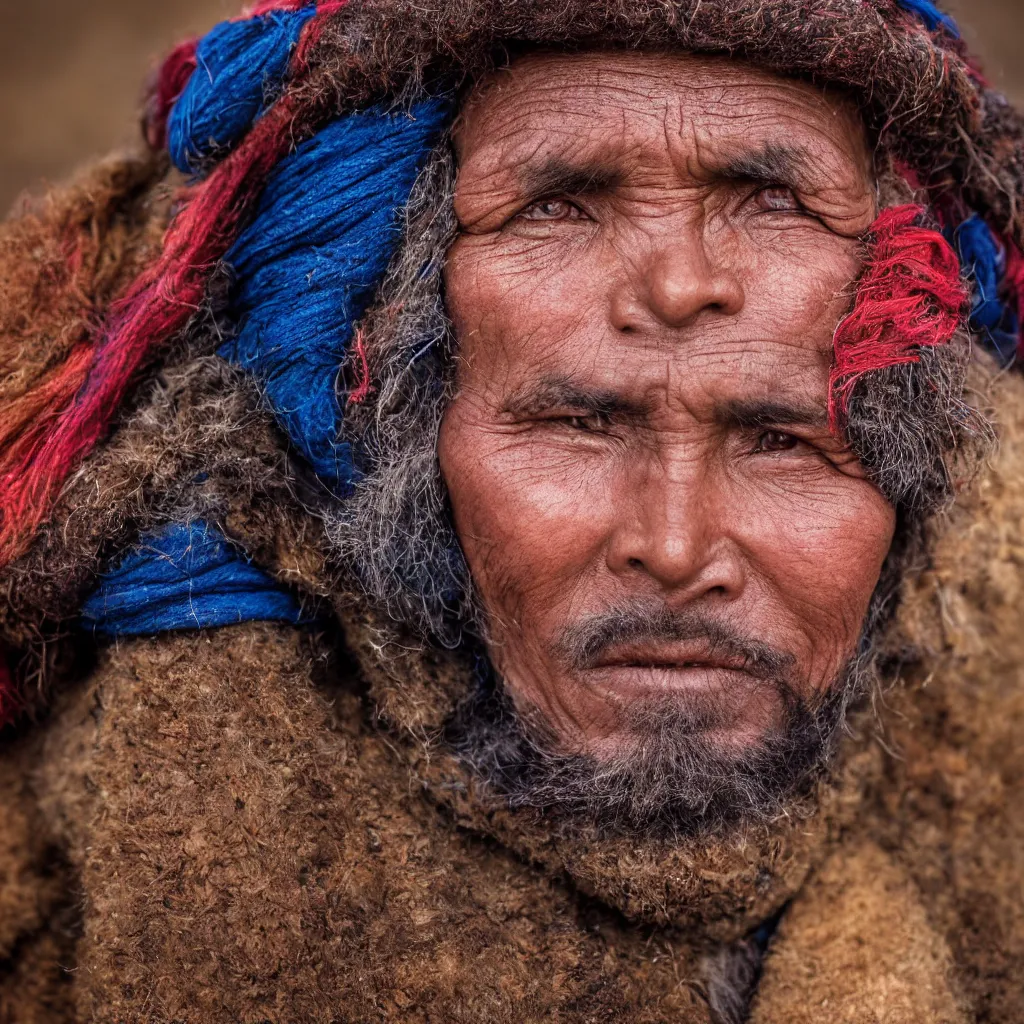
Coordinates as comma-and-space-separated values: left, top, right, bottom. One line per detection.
627, 557, 644, 569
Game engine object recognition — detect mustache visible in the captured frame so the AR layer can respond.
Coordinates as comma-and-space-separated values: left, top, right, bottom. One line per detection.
554, 602, 797, 681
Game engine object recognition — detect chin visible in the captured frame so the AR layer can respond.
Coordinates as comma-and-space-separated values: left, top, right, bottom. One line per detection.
577, 666, 793, 756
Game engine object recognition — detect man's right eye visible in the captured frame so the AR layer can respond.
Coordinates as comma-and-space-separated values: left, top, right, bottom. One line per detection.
516, 198, 585, 222
561, 413, 610, 433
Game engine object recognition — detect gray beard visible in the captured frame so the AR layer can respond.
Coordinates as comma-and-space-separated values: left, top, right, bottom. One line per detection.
447, 606, 873, 840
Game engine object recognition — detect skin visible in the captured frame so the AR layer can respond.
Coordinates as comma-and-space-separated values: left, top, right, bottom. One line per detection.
439, 52, 896, 759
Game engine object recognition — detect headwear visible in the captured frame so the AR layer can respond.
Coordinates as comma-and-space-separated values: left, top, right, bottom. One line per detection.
1, 0, 1022, 613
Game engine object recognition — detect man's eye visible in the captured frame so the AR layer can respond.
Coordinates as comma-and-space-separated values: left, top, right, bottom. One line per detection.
563, 413, 609, 433
517, 198, 585, 222
754, 186, 802, 213
756, 430, 799, 452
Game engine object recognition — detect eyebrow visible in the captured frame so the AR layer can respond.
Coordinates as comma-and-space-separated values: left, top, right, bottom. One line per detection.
519, 157, 624, 200
500, 376, 647, 420
715, 397, 828, 430
501, 379, 827, 430
717, 142, 816, 191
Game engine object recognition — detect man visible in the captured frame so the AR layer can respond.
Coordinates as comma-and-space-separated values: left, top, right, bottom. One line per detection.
0, 1, 1021, 1021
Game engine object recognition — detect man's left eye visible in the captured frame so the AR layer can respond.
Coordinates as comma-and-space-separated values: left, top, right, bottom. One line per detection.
517, 198, 585, 222
755, 430, 800, 452
754, 186, 802, 213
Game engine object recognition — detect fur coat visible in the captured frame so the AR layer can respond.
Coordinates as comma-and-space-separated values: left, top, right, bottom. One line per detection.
0, 154, 1022, 1024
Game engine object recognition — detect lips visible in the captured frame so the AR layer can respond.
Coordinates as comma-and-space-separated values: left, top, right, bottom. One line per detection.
589, 641, 754, 676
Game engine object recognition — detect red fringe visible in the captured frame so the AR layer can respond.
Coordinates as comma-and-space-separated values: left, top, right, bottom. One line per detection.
829, 204, 968, 431
0, 2, 349, 568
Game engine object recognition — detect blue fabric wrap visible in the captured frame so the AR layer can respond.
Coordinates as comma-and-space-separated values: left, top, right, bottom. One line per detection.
81, 522, 305, 636
895, 0, 961, 37
956, 214, 1020, 366
219, 97, 454, 493
167, 8, 315, 174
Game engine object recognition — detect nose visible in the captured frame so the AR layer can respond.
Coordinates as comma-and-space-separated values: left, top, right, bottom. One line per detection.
610, 224, 744, 332
606, 459, 746, 603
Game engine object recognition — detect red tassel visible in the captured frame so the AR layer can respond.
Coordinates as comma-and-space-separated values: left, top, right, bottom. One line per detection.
829, 204, 968, 431
0, 1, 348, 568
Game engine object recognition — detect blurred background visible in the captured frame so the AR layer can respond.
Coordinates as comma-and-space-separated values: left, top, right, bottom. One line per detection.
0, 0, 1022, 212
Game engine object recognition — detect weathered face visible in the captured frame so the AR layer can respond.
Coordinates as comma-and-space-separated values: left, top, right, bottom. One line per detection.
439, 52, 895, 763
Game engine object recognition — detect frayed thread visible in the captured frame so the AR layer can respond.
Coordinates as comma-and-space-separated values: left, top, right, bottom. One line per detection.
829, 204, 968, 431
348, 330, 374, 405
955, 214, 1020, 365
894, 0, 961, 38
219, 97, 453, 491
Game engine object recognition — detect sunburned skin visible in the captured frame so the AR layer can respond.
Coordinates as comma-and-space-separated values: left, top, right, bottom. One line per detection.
439, 52, 896, 759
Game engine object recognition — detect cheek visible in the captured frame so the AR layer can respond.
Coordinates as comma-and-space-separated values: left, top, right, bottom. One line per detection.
439, 408, 619, 620
729, 225, 862, 341
445, 234, 603, 360
729, 469, 895, 653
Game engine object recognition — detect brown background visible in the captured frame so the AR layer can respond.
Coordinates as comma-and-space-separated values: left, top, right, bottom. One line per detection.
0, 0, 1022, 212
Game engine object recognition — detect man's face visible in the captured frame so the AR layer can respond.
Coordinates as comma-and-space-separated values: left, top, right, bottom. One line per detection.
439, 52, 895, 765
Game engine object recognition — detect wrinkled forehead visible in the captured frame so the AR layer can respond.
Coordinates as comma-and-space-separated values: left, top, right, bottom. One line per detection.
453, 50, 873, 209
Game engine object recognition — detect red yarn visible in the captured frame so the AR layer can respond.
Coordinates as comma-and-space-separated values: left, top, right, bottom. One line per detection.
347, 329, 374, 405
829, 204, 968, 431
248, 0, 311, 14
1005, 239, 1024, 356
145, 37, 199, 151
0, 1, 349, 568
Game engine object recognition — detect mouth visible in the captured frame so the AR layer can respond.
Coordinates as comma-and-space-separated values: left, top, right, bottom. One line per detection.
590, 641, 754, 675
584, 642, 763, 695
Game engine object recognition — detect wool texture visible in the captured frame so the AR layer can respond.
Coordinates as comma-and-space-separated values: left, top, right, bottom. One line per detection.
81, 520, 307, 636
2, 0, 1024, 1018
0, 329, 1019, 1019
0, 0, 341, 567
955, 214, 1020, 365
220, 97, 452, 492
896, 0, 961, 36
144, 37, 199, 152
168, 8, 316, 174
0, 0, 1017, 568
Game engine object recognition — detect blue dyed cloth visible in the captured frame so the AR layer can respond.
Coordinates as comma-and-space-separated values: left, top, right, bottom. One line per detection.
220, 98, 454, 493
82, 522, 305, 637
956, 214, 1020, 366
896, 0, 960, 36
168, 7, 315, 174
